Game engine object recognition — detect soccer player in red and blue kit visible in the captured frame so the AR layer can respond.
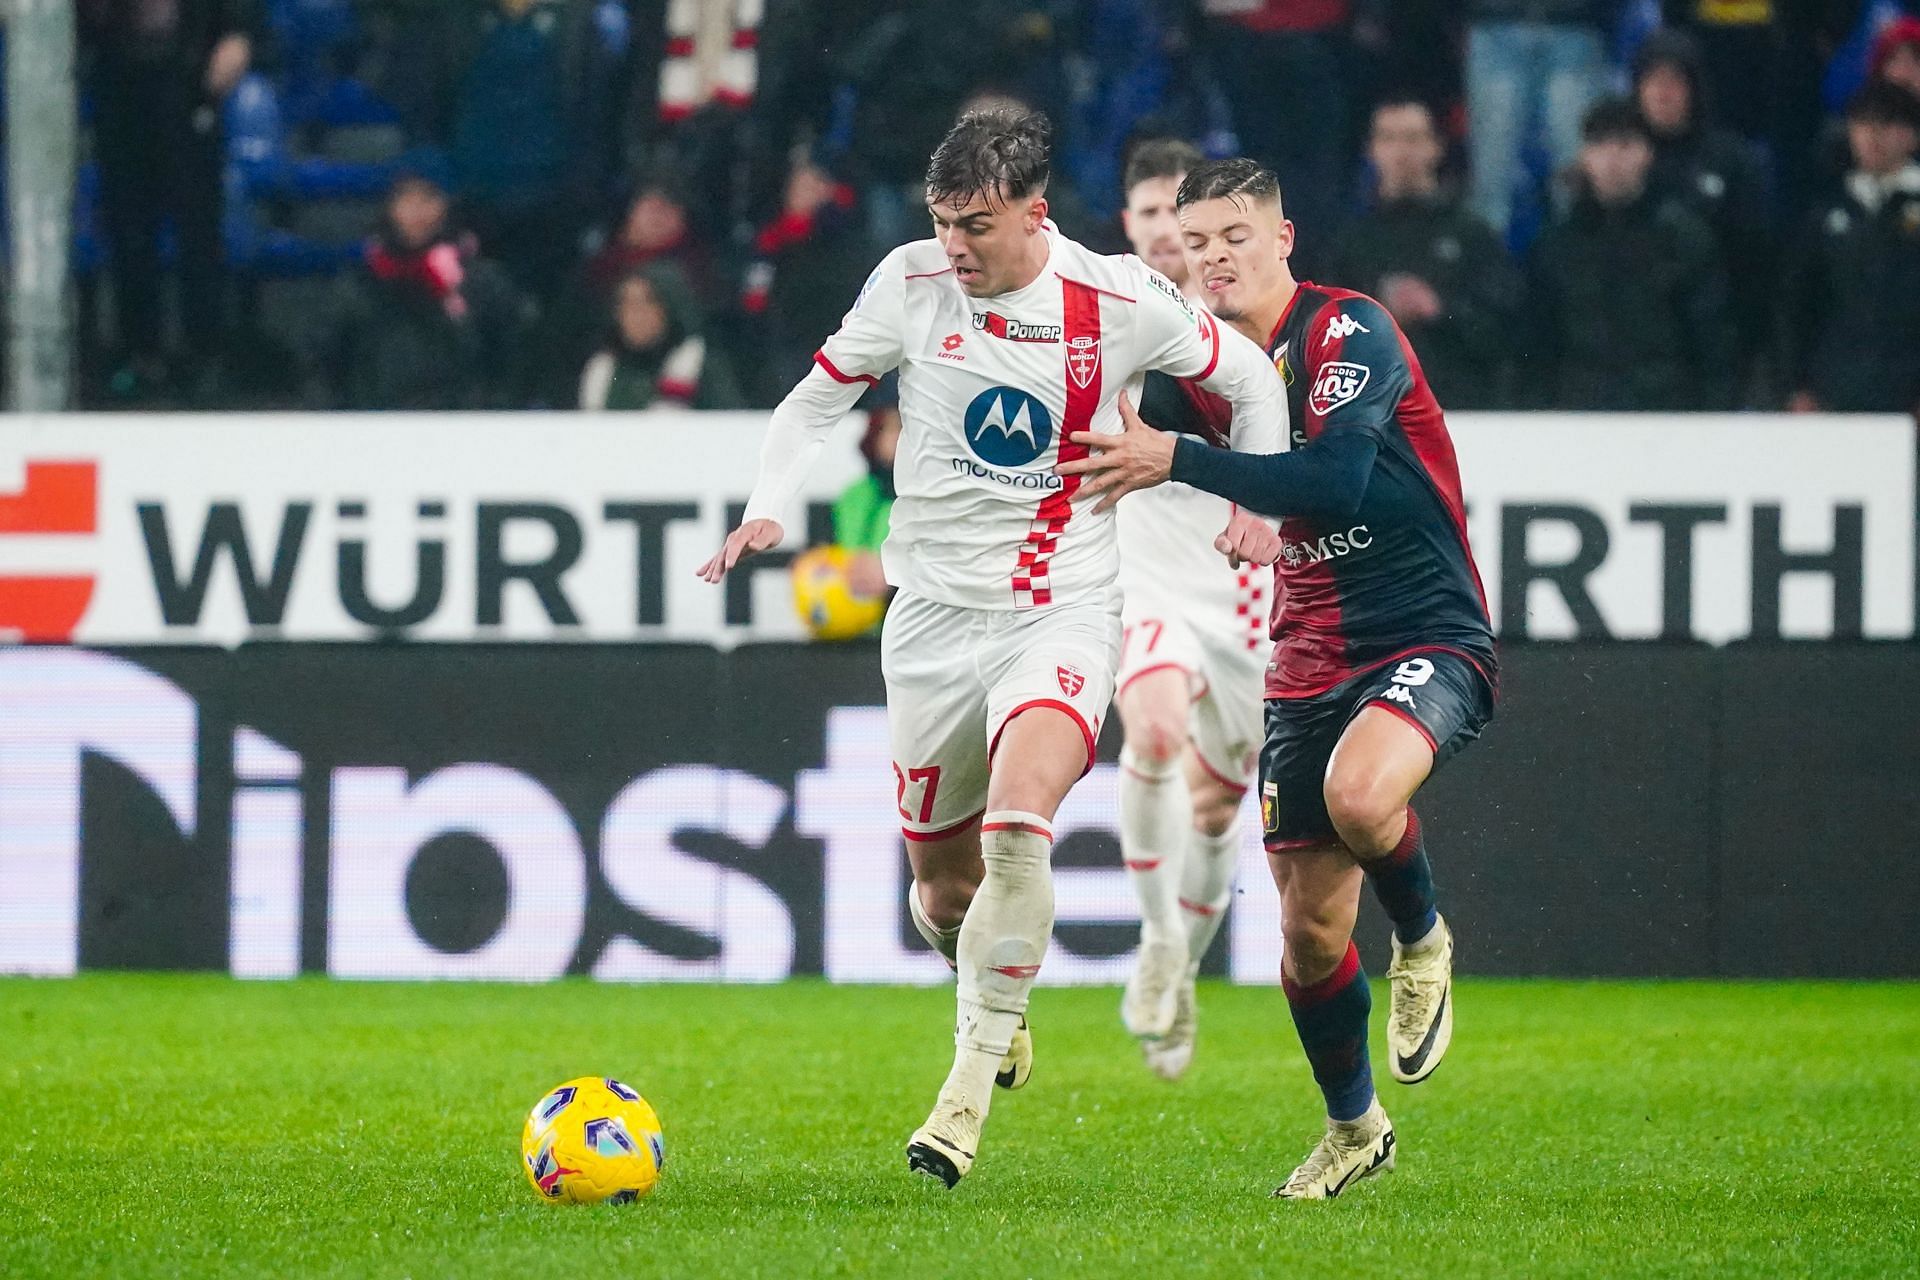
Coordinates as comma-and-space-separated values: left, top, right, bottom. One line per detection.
1061, 158, 1497, 1199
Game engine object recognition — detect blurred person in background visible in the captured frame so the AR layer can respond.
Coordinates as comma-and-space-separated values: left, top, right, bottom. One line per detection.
1524, 97, 1735, 410
307, 167, 526, 410
578, 265, 743, 411
1107, 136, 1266, 1083
831, 380, 903, 608
739, 153, 873, 405
1202, 0, 1357, 251
1872, 16, 1920, 98
80, 0, 258, 402
1782, 81, 1920, 416
1464, 0, 1615, 239
540, 181, 715, 405
451, 0, 621, 305
1330, 94, 1520, 408
1632, 30, 1772, 400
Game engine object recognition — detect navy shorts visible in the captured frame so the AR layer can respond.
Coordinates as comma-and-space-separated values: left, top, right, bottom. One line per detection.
1259, 649, 1494, 852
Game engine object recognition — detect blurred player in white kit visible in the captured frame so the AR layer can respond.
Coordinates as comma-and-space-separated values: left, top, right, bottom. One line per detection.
698, 108, 1286, 1187
1111, 140, 1274, 1080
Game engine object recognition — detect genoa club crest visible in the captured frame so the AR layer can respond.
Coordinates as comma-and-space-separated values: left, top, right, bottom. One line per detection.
1056, 665, 1086, 697
1066, 335, 1100, 390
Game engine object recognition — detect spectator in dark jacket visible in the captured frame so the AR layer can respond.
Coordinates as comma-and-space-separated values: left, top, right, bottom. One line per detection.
738, 157, 873, 404
1783, 82, 1920, 416
451, 0, 618, 303
309, 170, 526, 410
1633, 30, 1773, 395
578, 266, 744, 411
79, 0, 259, 400
1330, 95, 1521, 407
1525, 97, 1736, 410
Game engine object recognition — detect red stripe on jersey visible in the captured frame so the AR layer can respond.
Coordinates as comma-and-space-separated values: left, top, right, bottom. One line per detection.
813, 351, 879, 386
1195, 310, 1222, 382
1012, 279, 1102, 608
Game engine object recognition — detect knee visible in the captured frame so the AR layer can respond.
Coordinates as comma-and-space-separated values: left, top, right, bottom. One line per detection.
1127, 717, 1188, 771
1191, 783, 1241, 837
916, 867, 978, 930
1322, 769, 1406, 859
1280, 905, 1353, 985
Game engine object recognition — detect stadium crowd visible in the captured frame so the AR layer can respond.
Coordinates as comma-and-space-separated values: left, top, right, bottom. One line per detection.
42, 0, 1920, 418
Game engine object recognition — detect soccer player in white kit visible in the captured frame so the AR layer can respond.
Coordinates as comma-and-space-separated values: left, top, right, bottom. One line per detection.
1111, 141, 1273, 1081
698, 108, 1287, 1188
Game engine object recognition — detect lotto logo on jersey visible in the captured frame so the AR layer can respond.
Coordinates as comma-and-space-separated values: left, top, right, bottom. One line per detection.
972, 311, 1062, 343
1308, 362, 1370, 416
964, 386, 1054, 468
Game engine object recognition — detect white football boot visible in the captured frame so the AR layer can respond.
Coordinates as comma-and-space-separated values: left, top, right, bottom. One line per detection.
1386, 915, 1454, 1084
1272, 1100, 1396, 1200
996, 1015, 1032, 1090
1142, 971, 1197, 1080
907, 1099, 985, 1189
1121, 935, 1186, 1040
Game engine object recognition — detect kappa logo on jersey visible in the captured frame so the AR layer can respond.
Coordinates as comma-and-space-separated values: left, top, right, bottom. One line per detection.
1308, 361, 1370, 416
1066, 335, 1100, 390
1056, 665, 1086, 697
1323, 313, 1371, 342
972, 311, 1062, 343
963, 386, 1054, 468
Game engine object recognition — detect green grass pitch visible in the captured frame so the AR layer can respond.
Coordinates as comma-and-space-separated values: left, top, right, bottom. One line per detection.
3, 975, 1916, 1278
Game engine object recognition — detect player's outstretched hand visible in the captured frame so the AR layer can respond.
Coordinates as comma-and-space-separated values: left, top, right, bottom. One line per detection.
696, 518, 784, 583
1058, 391, 1176, 513
1215, 506, 1281, 568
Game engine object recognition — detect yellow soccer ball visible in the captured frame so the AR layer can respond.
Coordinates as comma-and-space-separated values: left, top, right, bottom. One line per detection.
520, 1077, 665, 1205
791, 544, 886, 640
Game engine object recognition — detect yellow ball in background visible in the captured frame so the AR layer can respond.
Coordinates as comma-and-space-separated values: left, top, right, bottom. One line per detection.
520, 1077, 665, 1205
791, 544, 887, 641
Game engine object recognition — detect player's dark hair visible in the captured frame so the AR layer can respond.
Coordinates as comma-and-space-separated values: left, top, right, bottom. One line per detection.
924, 107, 1052, 209
1847, 79, 1920, 131
1124, 138, 1205, 196
1581, 96, 1651, 144
1370, 92, 1437, 127
1176, 157, 1283, 210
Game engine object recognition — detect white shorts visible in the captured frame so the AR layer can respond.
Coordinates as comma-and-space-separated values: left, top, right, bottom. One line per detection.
882, 588, 1123, 838
1116, 596, 1267, 793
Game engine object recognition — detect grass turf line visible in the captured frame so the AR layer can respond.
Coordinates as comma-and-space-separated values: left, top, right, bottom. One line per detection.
1, 976, 1915, 1279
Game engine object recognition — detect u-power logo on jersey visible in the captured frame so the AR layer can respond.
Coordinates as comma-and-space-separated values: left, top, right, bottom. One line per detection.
0, 460, 99, 642
964, 387, 1054, 468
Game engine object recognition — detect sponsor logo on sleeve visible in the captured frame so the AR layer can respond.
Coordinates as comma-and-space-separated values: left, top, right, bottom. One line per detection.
1322, 313, 1370, 342
1308, 361, 1370, 416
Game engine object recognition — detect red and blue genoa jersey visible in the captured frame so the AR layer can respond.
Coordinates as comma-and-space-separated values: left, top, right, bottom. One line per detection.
1262, 283, 1495, 699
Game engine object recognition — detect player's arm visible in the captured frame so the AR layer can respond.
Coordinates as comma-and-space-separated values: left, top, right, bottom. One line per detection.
697, 252, 907, 582
1064, 298, 1405, 522
1126, 261, 1288, 457
1169, 299, 1409, 519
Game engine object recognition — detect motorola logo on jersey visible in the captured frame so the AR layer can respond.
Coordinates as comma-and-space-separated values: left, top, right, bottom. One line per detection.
963, 387, 1054, 468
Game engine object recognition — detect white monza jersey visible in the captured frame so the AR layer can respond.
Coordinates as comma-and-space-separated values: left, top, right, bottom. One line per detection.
1115, 479, 1265, 644
742, 228, 1288, 611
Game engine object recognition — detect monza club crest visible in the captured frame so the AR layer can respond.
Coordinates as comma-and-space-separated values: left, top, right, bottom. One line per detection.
1056, 665, 1087, 697
1065, 335, 1100, 390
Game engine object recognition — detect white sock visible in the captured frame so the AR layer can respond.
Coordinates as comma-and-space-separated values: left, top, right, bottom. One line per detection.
943, 811, 1054, 1113
907, 880, 961, 970
1179, 822, 1239, 968
1119, 747, 1191, 948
